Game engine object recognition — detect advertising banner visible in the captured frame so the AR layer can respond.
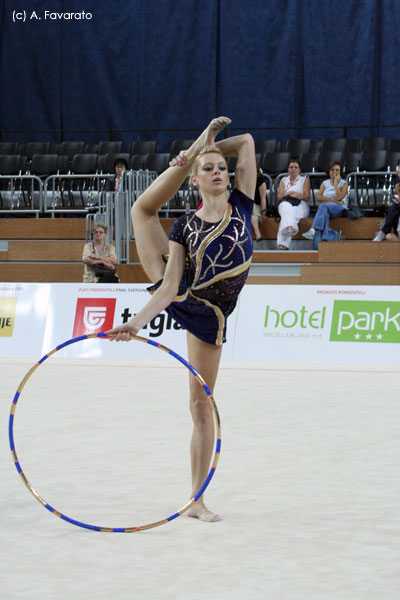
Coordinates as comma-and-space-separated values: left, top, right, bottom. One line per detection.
0, 283, 51, 356
232, 285, 400, 364
0, 283, 398, 363
41, 284, 238, 361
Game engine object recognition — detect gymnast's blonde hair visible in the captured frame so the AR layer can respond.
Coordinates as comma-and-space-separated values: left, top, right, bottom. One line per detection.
191, 145, 227, 175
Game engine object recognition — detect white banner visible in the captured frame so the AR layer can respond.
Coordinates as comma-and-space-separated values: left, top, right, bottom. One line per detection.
0, 283, 399, 363
0, 283, 51, 356
41, 284, 238, 361
233, 285, 400, 364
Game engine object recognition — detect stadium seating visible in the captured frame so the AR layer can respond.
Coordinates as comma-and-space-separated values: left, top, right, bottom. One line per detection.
102, 153, 130, 174
255, 139, 282, 154
129, 140, 157, 155
0, 135, 399, 217
321, 138, 347, 152
170, 140, 195, 156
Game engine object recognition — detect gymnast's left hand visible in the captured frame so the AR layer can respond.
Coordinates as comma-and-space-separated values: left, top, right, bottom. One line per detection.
106, 321, 139, 342
169, 151, 187, 167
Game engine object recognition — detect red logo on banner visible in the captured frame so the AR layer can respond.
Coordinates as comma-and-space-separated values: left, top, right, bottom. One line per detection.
73, 298, 116, 336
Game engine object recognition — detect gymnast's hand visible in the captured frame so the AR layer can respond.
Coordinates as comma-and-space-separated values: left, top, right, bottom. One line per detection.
169, 151, 187, 167
106, 320, 139, 342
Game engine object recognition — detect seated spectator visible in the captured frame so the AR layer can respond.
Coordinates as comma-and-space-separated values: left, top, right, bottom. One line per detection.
251, 165, 268, 244
303, 161, 348, 241
103, 157, 128, 192
82, 221, 119, 283
373, 164, 400, 242
276, 160, 310, 250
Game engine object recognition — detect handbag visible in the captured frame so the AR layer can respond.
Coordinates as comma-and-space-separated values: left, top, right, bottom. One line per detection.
93, 263, 119, 283
94, 264, 116, 277
280, 195, 301, 207
347, 203, 364, 220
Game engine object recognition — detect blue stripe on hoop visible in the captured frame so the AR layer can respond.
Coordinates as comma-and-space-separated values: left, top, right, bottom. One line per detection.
15, 461, 22, 473
113, 528, 126, 532
168, 349, 199, 377
12, 391, 20, 404
38, 355, 48, 364
146, 339, 159, 348
60, 514, 101, 531
46, 504, 101, 531
167, 512, 180, 521
193, 467, 216, 501
202, 382, 212, 396
9, 414, 15, 451
57, 335, 88, 351
97, 332, 107, 338
216, 438, 221, 453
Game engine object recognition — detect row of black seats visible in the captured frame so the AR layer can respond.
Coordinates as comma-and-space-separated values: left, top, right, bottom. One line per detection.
258, 149, 400, 176
1, 149, 400, 180
0, 140, 196, 161
1, 136, 400, 161
255, 136, 400, 155
0, 153, 173, 177
0, 141, 158, 161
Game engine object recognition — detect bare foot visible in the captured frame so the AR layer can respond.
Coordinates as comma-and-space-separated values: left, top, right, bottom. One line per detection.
205, 116, 231, 146
188, 505, 222, 522
186, 117, 231, 160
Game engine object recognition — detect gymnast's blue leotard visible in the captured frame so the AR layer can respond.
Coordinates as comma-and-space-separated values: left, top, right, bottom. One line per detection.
148, 189, 253, 345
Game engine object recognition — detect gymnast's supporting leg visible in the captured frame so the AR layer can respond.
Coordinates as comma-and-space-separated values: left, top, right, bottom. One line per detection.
131, 117, 231, 283
186, 331, 223, 521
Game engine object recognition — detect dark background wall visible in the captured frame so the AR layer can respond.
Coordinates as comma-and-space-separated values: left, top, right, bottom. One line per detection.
0, 0, 399, 149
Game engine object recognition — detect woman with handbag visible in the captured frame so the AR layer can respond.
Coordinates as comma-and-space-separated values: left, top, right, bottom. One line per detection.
276, 159, 310, 250
107, 117, 256, 522
82, 222, 119, 283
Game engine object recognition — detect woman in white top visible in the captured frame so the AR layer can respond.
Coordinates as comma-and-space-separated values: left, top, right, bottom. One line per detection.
276, 160, 310, 250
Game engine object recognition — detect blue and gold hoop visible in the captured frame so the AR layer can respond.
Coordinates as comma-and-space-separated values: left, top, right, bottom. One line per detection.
8, 332, 221, 532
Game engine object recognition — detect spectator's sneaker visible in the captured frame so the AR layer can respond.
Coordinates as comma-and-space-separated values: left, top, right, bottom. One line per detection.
372, 231, 385, 242
302, 228, 315, 240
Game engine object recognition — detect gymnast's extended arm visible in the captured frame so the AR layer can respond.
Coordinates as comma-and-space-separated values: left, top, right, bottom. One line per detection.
107, 241, 186, 341
215, 133, 256, 198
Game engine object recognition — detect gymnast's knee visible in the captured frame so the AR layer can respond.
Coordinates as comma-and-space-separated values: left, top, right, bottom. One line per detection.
131, 198, 155, 221
190, 393, 213, 426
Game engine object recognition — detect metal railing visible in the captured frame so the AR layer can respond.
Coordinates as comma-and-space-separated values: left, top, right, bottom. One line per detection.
0, 175, 43, 215
345, 170, 396, 207
82, 170, 158, 264
43, 173, 107, 215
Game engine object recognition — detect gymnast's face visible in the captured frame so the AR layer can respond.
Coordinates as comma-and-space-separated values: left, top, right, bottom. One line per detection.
191, 153, 229, 195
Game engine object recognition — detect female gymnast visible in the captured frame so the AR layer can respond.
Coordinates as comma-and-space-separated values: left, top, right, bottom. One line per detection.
108, 117, 256, 521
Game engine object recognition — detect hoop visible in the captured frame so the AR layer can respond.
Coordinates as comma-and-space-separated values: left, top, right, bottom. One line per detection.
9, 332, 221, 532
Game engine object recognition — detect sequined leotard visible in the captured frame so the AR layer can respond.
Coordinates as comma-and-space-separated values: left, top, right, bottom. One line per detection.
149, 189, 253, 345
